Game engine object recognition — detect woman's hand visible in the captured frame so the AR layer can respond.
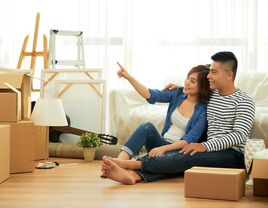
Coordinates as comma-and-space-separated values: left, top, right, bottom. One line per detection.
117, 62, 132, 80
148, 146, 166, 157
116, 61, 151, 99
163, 83, 178, 90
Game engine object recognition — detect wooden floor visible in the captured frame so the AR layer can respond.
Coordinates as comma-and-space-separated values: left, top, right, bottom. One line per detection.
0, 158, 267, 208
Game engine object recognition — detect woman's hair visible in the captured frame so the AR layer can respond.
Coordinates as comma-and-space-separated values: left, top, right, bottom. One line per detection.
187, 65, 211, 103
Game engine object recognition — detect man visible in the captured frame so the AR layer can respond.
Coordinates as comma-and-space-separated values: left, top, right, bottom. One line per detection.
101, 51, 256, 185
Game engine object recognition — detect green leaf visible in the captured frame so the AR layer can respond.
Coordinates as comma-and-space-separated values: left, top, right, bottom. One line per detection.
77, 132, 102, 148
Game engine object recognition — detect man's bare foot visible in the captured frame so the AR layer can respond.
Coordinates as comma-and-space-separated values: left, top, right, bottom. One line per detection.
102, 158, 141, 185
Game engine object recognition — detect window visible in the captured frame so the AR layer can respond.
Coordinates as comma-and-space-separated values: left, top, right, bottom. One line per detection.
0, 0, 266, 90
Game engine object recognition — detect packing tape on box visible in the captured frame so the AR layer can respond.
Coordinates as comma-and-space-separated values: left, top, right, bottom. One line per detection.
244, 139, 265, 173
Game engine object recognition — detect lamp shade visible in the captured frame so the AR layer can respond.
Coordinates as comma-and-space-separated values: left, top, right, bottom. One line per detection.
31, 98, 68, 126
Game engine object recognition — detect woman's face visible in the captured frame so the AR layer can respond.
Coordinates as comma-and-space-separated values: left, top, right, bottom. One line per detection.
183, 72, 199, 96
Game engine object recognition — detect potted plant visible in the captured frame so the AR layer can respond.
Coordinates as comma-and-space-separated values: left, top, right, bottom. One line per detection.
77, 132, 101, 161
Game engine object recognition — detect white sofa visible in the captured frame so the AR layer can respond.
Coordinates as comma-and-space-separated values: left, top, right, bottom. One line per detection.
109, 72, 268, 145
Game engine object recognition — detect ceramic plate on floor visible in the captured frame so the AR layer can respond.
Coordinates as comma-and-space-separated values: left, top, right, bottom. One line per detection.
36, 161, 59, 169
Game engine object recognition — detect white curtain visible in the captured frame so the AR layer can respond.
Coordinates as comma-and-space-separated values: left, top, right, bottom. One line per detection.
0, 0, 267, 89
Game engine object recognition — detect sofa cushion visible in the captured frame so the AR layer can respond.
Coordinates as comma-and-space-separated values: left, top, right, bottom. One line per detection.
235, 72, 268, 106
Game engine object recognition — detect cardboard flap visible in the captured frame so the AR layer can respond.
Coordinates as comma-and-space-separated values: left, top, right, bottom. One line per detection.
252, 159, 268, 179
0, 72, 24, 89
3, 82, 20, 94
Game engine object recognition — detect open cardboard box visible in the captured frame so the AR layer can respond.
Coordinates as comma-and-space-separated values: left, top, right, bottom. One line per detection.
0, 68, 31, 121
252, 158, 268, 196
184, 166, 245, 201
0, 82, 21, 122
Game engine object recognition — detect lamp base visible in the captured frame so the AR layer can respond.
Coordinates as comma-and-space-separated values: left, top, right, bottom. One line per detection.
36, 161, 59, 169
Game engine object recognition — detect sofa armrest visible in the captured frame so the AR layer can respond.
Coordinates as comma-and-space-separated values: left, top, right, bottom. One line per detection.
251, 107, 268, 142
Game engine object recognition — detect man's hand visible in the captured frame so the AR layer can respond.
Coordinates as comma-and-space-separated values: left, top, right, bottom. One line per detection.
163, 83, 178, 90
179, 143, 207, 155
148, 146, 166, 157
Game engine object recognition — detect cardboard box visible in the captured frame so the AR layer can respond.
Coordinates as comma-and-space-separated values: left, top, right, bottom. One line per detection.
252, 159, 268, 196
0, 83, 21, 122
0, 69, 31, 120
184, 167, 245, 201
34, 126, 49, 160
8, 120, 35, 173
0, 125, 10, 183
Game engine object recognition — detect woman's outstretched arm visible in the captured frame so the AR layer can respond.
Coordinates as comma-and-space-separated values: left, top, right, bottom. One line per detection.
117, 62, 151, 99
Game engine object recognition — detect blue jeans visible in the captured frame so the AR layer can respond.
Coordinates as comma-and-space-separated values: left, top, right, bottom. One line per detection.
136, 148, 245, 182
121, 122, 171, 158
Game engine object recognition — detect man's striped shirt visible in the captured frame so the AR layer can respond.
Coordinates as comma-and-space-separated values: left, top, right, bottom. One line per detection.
203, 89, 255, 153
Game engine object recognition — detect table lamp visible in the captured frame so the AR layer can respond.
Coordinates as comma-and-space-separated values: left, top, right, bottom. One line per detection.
31, 97, 67, 168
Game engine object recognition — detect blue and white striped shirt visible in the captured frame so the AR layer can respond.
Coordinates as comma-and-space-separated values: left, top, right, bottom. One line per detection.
203, 89, 255, 153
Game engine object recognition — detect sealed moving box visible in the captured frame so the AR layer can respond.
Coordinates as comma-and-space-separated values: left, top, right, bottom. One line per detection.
0, 125, 10, 183
9, 121, 35, 173
184, 167, 245, 201
0, 69, 31, 121
252, 158, 268, 196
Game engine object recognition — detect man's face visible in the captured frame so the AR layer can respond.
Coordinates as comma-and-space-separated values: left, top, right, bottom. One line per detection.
207, 61, 232, 90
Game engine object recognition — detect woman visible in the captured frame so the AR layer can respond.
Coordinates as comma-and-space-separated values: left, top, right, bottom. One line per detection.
114, 62, 211, 161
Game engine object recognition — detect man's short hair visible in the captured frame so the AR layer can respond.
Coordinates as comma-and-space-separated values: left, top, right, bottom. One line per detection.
211, 51, 238, 80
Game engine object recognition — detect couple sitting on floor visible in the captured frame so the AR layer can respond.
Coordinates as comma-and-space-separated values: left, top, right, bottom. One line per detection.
101, 51, 256, 185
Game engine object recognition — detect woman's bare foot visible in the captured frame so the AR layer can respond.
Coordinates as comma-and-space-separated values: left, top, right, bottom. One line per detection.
100, 159, 108, 178
102, 156, 142, 170
100, 171, 107, 178
117, 151, 131, 160
103, 156, 129, 169
102, 157, 141, 185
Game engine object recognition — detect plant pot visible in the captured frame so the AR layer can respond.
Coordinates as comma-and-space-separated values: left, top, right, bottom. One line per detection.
83, 148, 96, 161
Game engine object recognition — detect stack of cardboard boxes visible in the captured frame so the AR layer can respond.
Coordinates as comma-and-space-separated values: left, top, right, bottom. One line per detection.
0, 68, 48, 184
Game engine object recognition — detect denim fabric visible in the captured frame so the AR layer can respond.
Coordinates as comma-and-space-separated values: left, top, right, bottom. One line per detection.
136, 148, 244, 182
122, 122, 171, 158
